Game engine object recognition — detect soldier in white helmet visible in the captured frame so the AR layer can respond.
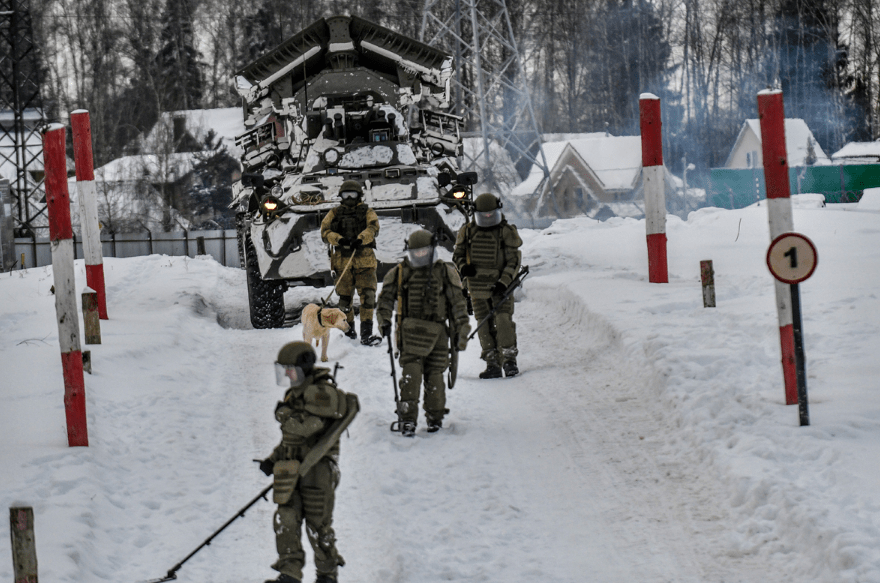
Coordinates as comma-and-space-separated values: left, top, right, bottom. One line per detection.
453, 193, 522, 379
376, 229, 471, 436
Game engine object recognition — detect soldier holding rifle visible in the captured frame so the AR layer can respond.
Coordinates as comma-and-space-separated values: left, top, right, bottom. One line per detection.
453, 193, 523, 379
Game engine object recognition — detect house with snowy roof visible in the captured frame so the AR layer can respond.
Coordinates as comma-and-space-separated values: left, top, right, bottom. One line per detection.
830, 141, 880, 164
510, 133, 677, 224
88, 108, 246, 232
724, 119, 829, 169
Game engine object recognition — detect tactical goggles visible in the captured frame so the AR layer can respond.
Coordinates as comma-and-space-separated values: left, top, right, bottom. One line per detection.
274, 362, 307, 388
340, 190, 361, 200
474, 208, 502, 227
407, 246, 436, 268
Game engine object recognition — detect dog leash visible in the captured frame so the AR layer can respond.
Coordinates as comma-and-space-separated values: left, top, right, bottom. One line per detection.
321, 248, 358, 307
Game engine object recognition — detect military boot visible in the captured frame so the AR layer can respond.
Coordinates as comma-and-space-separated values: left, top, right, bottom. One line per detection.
344, 319, 357, 339
479, 357, 503, 379
360, 320, 381, 346
401, 420, 416, 437
503, 359, 519, 377
315, 575, 337, 583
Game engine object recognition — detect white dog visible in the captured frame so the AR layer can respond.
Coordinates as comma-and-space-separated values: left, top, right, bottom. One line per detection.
301, 303, 350, 362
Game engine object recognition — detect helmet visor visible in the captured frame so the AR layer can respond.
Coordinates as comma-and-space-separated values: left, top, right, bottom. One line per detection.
340, 190, 360, 200
407, 246, 435, 268
275, 362, 307, 387
474, 208, 501, 227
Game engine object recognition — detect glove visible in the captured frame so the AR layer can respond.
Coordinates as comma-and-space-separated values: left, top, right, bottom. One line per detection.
456, 324, 470, 351
381, 322, 392, 338
350, 238, 363, 250
460, 264, 477, 278
491, 281, 508, 297
259, 459, 274, 476
337, 237, 351, 248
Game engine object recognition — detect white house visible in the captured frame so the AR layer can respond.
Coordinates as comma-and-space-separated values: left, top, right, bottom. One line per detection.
724, 119, 830, 169
830, 141, 880, 164
511, 133, 678, 223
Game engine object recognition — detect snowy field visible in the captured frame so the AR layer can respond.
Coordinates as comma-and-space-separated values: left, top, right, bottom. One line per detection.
2, 197, 880, 583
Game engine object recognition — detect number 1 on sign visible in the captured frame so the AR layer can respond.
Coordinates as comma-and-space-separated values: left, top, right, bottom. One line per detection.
784, 246, 798, 268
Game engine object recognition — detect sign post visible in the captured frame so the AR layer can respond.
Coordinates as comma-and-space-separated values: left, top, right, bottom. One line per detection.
766, 232, 818, 426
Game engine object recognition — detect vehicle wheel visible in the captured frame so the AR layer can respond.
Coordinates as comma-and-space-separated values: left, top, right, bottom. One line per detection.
235, 212, 247, 270
244, 231, 286, 329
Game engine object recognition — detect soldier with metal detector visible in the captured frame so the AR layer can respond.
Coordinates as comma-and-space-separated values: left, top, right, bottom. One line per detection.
320, 180, 382, 345
453, 192, 524, 379
259, 341, 358, 583
376, 229, 471, 437
142, 343, 358, 583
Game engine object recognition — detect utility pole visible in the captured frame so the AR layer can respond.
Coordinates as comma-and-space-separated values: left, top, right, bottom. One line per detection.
0, 0, 47, 237
420, 0, 550, 194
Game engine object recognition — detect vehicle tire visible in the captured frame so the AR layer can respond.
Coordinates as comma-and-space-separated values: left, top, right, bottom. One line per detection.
235, 212, 247, 270
244, 231, 286, 329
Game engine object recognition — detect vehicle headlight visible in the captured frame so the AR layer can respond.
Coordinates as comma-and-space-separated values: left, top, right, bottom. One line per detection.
262, 196, 280, 213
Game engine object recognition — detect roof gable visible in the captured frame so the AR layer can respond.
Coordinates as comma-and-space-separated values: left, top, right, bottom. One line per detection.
726, 118, 829, 167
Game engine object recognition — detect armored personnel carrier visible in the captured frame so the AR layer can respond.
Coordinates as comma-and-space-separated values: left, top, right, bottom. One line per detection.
230, 15, 475, 328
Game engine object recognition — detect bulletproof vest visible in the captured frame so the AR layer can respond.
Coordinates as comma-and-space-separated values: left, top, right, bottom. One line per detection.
401, 262, 448, 323
468, 223, 504, 269
275, 369, 342, 458
330, 204, 376, 248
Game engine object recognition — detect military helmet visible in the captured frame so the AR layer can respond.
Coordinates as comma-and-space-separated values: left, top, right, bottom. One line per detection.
275, 341, 316, 387
406, 229, 437, 268
338, 180, 363, 200
474, 193, 501, 212
474, 193, 503, 228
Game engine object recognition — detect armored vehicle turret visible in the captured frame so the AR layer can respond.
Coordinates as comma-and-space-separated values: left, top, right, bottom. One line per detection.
230, 15, 475, 328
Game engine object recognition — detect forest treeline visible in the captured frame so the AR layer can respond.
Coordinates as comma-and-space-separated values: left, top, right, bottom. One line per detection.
24, 0, 880, 183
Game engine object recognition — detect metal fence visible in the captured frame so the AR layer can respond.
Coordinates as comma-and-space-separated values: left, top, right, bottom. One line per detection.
11, 229, 242, 270
710, 164, 880, 209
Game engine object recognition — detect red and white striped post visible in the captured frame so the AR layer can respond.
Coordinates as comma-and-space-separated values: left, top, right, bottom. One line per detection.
71, 110, 107, 319
43, 123, 89, 447
639, 93, 668, 283
758, 89, 798, 406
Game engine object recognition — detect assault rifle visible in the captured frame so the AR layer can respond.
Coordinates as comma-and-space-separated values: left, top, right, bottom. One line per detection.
467, 265, 530, 341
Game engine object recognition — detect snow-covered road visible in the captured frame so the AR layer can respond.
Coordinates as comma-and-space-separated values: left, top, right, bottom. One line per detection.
3, 200, 880, 583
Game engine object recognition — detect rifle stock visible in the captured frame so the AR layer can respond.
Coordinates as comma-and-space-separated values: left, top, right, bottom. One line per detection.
467, 265, 529, 341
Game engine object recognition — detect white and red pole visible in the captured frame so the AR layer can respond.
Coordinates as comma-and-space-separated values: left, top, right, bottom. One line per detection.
639, 93, 668, 283
71, 110, 107, 319
44, 123, 89, 447
758, 89, 798, 406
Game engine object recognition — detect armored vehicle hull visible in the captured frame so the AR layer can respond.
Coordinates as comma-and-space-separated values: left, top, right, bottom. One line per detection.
229, 15, 471, 328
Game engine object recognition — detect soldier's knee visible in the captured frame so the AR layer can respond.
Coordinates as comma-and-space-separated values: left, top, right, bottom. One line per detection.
274, 505, 301, 534
338, 295, 352, 310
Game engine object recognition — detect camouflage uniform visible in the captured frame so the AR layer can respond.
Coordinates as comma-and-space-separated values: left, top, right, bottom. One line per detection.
376, 232, 470, 434
266, 363, 352, 582
453, 194, 523, 377
320, 181, 380, 341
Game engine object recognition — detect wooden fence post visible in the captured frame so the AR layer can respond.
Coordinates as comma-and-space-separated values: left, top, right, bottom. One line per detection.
700, 260, 716, 308
9, 507, 38, 583
196, 236, 206, 256
44, 123, 89, 447
82, 287, 101, 344
639, 93, 668, 283
758, 89, 798, 406
71, 110, 108, 319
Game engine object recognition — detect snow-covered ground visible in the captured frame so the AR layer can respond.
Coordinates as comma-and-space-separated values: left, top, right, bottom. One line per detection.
2, 196, 879, 583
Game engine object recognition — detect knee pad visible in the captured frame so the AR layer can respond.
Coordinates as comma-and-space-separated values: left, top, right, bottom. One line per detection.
338, 295, 352, 311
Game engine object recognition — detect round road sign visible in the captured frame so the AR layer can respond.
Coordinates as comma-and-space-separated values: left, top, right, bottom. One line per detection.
766, 232, 818, 284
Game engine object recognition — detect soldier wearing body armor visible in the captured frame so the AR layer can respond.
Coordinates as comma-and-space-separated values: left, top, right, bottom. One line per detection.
453, 193, 523, 379
260, 342, 357, 583
376, 230, 471, 436
320, 180, 381, 345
